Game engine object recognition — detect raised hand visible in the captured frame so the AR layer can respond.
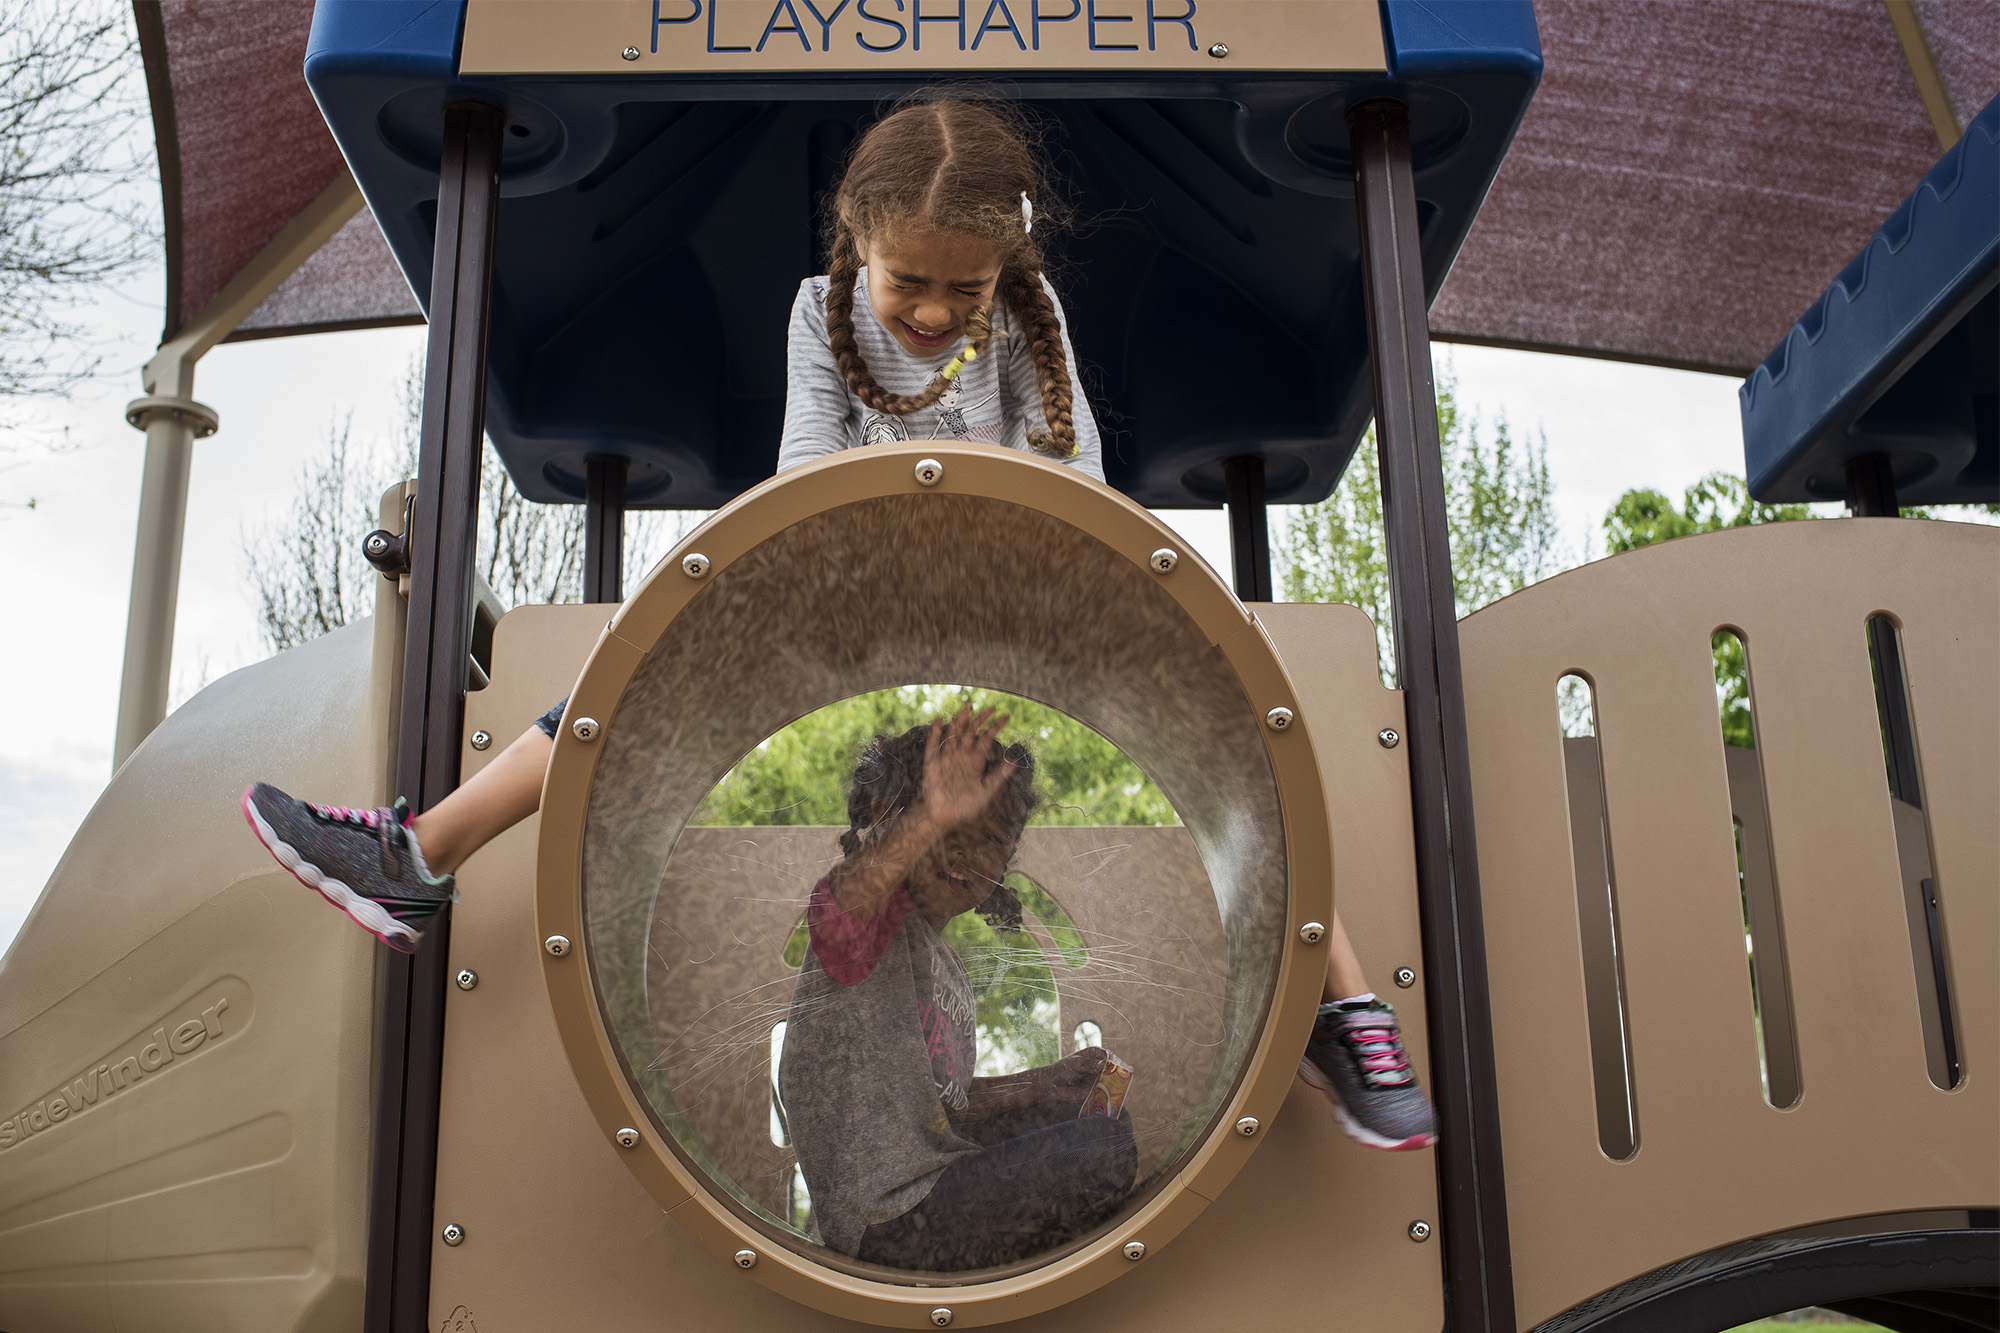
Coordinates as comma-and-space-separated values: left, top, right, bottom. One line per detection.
920, 704, 1015, 831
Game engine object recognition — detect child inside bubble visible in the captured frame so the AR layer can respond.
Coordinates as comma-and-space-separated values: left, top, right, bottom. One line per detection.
779, 704, 1137, 1271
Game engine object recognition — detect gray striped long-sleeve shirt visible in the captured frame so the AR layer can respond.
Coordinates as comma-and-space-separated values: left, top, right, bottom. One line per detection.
775, 270, 1105, 482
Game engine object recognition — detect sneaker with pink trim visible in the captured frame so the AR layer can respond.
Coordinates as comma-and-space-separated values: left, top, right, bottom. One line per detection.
241, 783, 454, 954
1299, 998, 1438, 1151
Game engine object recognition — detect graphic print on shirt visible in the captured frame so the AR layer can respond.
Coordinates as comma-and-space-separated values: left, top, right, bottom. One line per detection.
863, 413, 908, 447
919, 976, 976, 1114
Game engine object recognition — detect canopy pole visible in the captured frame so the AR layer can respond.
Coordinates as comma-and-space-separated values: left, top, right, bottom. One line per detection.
1224, 456, 1273, 602
366, 101, 504, 1333
1350, 97, 1517, 1333
585, 454, 629, 603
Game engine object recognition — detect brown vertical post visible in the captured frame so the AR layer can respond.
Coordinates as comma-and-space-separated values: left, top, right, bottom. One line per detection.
585, 454, 629, 603
367, 100, 504, 1333
1349, 98, 1516, 1333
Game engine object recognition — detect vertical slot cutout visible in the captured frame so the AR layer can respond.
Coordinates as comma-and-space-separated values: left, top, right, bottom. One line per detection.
1558, 673, 1639, 1160
1712, 629, 1801, 1108
1866, 614, 1960, 1089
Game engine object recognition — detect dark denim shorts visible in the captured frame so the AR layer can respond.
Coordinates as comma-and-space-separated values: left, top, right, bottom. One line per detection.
532, 696, 569, 738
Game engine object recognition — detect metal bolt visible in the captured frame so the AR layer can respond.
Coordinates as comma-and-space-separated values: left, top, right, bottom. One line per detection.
682, 552, 710, 579
455, 968, 478, 990
1409, 1219, 1432, 1243
1208, 40, 1228, 57
735, 1248, 758, 1269
931, 1311, 953, 1328
571, 716, 601, 743
621, 44, 641, 59
1149, 548, 1179, 574
364, 532, 392, 558
1122, 1240, 1146, 1261
1299, 921, 1326, 944
1235, 1116, 1260, 1137
616, 1127, 640, 1148
914, 458, 944, 487
470, 729, 492, 751
1394, 966, 1417, 989
1265, 706, 1295, 731
442, 1222, 465, 1246
545, 935, 572, 957
1378, 727, 1400, 748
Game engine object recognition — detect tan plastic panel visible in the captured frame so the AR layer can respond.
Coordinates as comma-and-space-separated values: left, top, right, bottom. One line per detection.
430, 598, 1441, 1331
1459, 518, 2000, 1331
461, 0, 1386, 75
0, 568, 403, 1331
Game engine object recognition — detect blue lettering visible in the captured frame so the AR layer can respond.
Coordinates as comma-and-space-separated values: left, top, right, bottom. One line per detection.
652, 0, 703, 51
856, 0, 907, 49
972, 0, 1026, 49
708, 0, 752, 51
1087, 0, 1135, 49
1030, 0, 1079, 49
801, 0, 852, 49
912, 0, 965, 50
1145, 0, 1193, 50
757, 0, 812, 50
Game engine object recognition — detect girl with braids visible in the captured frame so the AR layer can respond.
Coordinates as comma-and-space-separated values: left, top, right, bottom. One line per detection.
780, 705, 1136, 1271
776, 99, 1103, 477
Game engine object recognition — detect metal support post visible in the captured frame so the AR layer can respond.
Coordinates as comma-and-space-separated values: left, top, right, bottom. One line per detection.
585, 454, 629, 603
1224, 455, 1273, 602
1844, 452, 1900, 519
366, 101, 504, 1333
1349, 97, 1516, 1333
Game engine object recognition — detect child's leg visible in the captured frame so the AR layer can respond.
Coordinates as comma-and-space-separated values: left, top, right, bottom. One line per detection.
1322, 911, 1371, 1002
409, 725, 552, 874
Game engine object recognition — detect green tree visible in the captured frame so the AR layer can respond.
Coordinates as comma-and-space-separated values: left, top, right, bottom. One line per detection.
1276, 378, 1563, 681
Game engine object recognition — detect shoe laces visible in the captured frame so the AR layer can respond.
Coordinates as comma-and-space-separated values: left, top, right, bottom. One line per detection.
310, 803, 408, 877
1339, 1013, 1415, 1090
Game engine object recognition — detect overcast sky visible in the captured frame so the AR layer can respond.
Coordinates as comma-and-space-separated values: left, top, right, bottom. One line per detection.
0, 259, 1798, 956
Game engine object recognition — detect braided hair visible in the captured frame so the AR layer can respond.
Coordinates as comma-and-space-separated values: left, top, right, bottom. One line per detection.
824, 99, 1079, 459
839, 720, 1040, 932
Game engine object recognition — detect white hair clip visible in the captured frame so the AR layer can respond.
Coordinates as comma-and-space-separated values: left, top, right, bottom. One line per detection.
1020, 191, 1033, 234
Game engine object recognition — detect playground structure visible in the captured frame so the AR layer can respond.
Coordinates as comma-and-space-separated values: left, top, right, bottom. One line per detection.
1, 2, 1996, 1331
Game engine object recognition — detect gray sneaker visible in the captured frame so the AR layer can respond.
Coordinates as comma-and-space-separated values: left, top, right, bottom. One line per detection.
1299, 999, 1437, 1151
242, 783, 454, 954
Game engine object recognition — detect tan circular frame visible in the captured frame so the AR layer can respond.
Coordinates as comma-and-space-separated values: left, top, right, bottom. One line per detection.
535, 442, 1334, 1327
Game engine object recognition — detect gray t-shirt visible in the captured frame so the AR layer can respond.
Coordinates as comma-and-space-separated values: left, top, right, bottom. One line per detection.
779, 877, 982, 1256
776, 270, 1106, 482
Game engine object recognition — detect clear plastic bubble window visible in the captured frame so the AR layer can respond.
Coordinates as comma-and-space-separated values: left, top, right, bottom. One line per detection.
577, 492, 1290, 1283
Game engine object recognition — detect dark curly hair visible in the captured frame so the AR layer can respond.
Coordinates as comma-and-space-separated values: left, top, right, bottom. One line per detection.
839, 719, 1039, 931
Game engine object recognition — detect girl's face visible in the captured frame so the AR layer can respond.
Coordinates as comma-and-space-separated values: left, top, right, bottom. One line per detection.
861, 228, 1004, 358
905, 805, 1022, 924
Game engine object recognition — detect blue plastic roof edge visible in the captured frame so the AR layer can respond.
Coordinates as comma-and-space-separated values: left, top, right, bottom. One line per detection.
304, 0, 1540, 508
1739, 94, 1999, 506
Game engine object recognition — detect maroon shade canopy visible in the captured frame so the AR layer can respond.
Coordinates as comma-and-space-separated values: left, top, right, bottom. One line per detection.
136, 0, 1993, 371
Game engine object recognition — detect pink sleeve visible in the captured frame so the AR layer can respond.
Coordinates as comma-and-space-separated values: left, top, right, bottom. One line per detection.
806, 874, 914, 986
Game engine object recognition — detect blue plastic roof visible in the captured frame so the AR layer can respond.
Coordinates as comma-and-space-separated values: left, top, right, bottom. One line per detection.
305, 0, 1539, 508
1740, 95, 1998, 507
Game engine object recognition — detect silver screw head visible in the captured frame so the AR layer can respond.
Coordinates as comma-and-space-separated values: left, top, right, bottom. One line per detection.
1149, 547, 1179, 574
621, 44, 641, 59
682, 552, 710, 578
1122, 1240, 1146, 1261
1298, 921, 1326, 944
571, 716, 600, 743
544, 934, 572, 957
1265, 706, 1295, 731
1378, 727, 1401, 748
914, 458, 944, 487
1409, 1219, 1432, 1243
1394, 966, 1417, 989
470, 729, 492, 751
455, 968, 478, 990
615, 1127, 640, 1148
364, 532, 392, 557
1235, 1116, 1260, 1137
734, 1248, 758, 1269
442, 1222, 465, 1246
930, 1311, 953, 1327
1208, 40, 1229, 57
